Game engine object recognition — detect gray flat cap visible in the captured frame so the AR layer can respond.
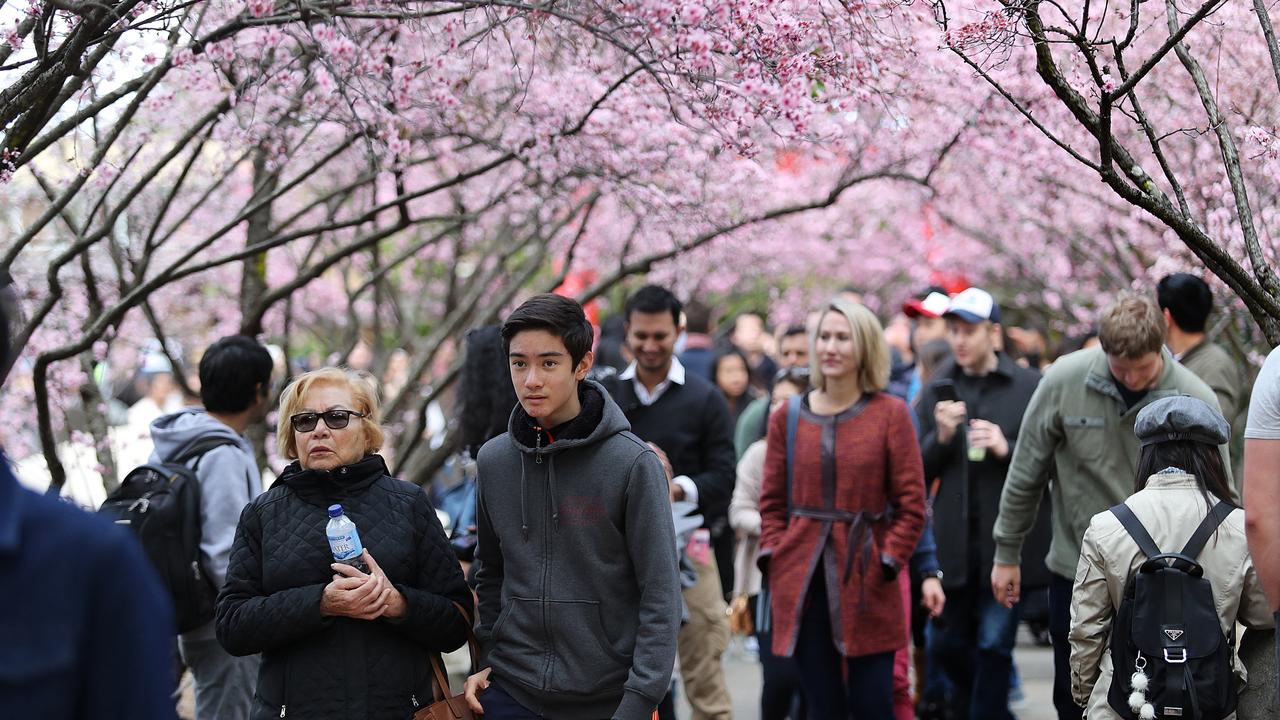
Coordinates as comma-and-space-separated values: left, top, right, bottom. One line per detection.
1134, 395, 1229, 447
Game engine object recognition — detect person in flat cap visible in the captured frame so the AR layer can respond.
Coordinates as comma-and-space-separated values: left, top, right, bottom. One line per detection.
1065, 395, 1274, 719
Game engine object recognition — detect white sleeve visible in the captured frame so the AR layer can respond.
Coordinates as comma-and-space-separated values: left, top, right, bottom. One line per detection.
1246, 346, 1280, 439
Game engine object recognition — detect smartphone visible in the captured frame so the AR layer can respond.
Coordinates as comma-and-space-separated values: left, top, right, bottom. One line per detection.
933, 379, 959, 403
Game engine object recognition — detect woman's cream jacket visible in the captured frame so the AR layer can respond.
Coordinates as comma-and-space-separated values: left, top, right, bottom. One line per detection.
1068, 472, 1274, 718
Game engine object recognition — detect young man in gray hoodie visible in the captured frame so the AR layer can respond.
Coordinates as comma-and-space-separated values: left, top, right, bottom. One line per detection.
149, 335, 272, 720
464, 293, 681, 720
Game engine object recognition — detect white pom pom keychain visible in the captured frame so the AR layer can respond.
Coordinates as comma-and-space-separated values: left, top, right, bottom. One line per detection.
1129, 652, 1152, 713
1130, 670, 1150, 693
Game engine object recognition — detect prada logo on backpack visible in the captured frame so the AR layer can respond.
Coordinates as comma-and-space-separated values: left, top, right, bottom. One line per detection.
1164, 629, 1185, 642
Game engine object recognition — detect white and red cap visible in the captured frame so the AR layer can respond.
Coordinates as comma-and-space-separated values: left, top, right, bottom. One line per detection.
944, 288, 1001, 324
902, 291, 951, 319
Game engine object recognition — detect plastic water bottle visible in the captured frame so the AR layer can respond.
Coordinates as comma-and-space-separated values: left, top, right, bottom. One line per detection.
326, 504, 369, 573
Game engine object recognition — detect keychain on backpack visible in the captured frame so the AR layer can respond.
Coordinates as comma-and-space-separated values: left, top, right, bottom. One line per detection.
1127, 653, 1154, 719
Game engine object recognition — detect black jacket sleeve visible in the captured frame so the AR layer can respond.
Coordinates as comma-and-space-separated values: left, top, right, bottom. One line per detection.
215, 504, 331, 656
382, 489, 472, 653
690, 389, 736, 516
472, 475, 503, 664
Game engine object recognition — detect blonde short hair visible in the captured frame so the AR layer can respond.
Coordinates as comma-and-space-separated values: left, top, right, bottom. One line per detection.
276, 366, 385, 460
1098, 292, 1166, 359
810, 299, 891, 395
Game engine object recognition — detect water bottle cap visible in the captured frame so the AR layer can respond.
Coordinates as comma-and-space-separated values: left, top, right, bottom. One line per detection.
327, 504, 343, 518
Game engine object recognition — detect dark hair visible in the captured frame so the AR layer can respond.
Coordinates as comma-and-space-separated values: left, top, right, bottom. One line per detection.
501, 293, 594, 367
780, 323, 807, 341
915, 338, 953, 387
1134, 439, 1236, 510
1157, 273, 1213, 333
458, 325, 520, 458
711, 346, 751, 395
594, 314, 628, 371
199, 335, 273, 413
625, 285, 682, 327
684, 299, 714, 334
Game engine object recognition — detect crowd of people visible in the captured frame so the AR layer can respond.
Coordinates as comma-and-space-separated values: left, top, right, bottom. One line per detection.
6, 269, 1280, 720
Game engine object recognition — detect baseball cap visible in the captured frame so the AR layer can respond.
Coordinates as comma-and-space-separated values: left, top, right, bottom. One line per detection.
903, 287, 951, 319
943, 288, 1001, 324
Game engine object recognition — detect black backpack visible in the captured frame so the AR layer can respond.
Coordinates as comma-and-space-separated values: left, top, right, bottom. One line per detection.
100, 435, 238, 633
1107, 501, 1237, 720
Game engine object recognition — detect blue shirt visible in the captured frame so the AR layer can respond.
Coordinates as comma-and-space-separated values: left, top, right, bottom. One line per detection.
0, 454, 178, 719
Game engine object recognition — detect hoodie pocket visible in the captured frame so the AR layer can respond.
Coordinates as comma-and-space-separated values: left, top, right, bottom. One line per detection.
489, 597, 547, 688
546, 600, 631, 695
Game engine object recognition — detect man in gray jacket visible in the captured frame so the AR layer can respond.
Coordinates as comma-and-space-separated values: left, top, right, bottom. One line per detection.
464, 293, 680, 720
150, 335, 272, 720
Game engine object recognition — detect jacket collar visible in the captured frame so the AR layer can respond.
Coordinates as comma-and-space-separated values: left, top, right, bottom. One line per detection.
941, 351, 1019, 382
0, 455, 23, 554
276, 454, 388, 507
1143, 470, 1199, 489
1084, 347, 1181, 411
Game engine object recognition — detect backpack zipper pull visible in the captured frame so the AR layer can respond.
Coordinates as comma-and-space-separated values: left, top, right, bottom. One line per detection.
279, 705, 286, 718
411, 694, 419, 708
534, 426, 544, 464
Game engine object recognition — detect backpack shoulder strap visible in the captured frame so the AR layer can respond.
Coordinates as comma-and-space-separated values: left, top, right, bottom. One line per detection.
1110, 502, 1163, 559
1179, 501, 1235, 560
785, 394, 801, 514
167, 435, 239, 467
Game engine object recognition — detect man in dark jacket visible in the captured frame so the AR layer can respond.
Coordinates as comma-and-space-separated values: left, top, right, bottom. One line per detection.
0, 278, 177, 720
603, 285, 736, 720
915, 288, 1041, 720
465, 293, 680, 720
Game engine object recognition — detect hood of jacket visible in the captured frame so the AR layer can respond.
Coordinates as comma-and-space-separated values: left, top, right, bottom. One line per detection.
149, 408, 251, 462
502, 380, 631, 541
505, 379, 629, 457
276, 455, 389, 508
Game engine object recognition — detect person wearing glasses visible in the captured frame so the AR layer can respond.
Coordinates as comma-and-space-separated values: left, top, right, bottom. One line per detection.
216, 367, 472, 720
149, 334, 273, 720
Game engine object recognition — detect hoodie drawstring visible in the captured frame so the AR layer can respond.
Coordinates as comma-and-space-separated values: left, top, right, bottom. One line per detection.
519, 455, 529, 541
547, 456, 560, 531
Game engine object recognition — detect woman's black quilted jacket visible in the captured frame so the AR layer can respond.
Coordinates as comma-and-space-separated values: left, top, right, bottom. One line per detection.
216, 455, 472, 720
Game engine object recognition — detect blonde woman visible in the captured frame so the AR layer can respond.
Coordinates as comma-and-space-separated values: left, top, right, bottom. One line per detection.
757, 300, 926, 718
216, 367, 472, 720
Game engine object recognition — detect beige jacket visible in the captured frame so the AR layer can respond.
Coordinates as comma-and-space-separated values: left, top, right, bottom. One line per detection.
1068, 473, 1274, 718
729, 439, 766, 597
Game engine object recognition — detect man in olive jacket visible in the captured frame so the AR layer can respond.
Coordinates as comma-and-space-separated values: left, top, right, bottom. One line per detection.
989, 292, 1228, 720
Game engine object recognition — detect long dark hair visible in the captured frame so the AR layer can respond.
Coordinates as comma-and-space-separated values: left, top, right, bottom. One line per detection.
457, 325, 519, 458
1134, 439, 1236, 510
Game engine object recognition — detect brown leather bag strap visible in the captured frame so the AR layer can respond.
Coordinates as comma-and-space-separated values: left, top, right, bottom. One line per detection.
429, 600, 479, 703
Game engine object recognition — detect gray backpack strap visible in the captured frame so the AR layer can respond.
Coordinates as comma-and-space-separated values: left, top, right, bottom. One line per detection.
785, 394, 801, 514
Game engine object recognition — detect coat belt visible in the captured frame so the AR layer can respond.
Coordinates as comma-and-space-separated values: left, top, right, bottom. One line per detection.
790, 505, 892, 609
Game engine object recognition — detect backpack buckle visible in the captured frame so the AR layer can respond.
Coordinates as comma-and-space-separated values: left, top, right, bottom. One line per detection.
1163, 648, 1188, 664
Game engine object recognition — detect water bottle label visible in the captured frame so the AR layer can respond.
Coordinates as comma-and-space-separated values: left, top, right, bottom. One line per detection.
329, 534, 362, 560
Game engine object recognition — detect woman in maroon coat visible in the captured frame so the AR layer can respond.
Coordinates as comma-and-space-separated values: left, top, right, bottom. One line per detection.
757, 299, 926, 719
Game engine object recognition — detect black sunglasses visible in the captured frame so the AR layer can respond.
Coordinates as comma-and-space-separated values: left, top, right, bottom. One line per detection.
774, 366, 811, 384
290, 409, 366, 433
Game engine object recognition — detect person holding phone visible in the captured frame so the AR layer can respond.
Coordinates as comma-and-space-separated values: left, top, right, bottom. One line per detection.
915, 288, 1041, 720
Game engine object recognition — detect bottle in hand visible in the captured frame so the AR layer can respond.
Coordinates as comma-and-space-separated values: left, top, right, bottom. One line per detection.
326, 504, 370, 573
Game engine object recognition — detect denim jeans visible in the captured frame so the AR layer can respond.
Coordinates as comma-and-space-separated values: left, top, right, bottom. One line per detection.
927, 584, 1020, 720
1048, 573, 1086, 720
793, 574, 895, 719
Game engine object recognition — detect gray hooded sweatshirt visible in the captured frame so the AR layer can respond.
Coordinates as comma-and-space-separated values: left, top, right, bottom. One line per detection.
474, 380, 680, 720
150, 409, 262, 638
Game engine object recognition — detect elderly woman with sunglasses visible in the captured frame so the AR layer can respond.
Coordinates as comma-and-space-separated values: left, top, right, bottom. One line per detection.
216, 367, 472, 720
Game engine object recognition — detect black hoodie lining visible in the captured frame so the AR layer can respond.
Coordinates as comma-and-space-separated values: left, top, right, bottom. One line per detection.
512, 383, 604, 450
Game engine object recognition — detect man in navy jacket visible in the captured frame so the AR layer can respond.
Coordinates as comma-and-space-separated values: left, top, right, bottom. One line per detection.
0, 278, 177, 719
